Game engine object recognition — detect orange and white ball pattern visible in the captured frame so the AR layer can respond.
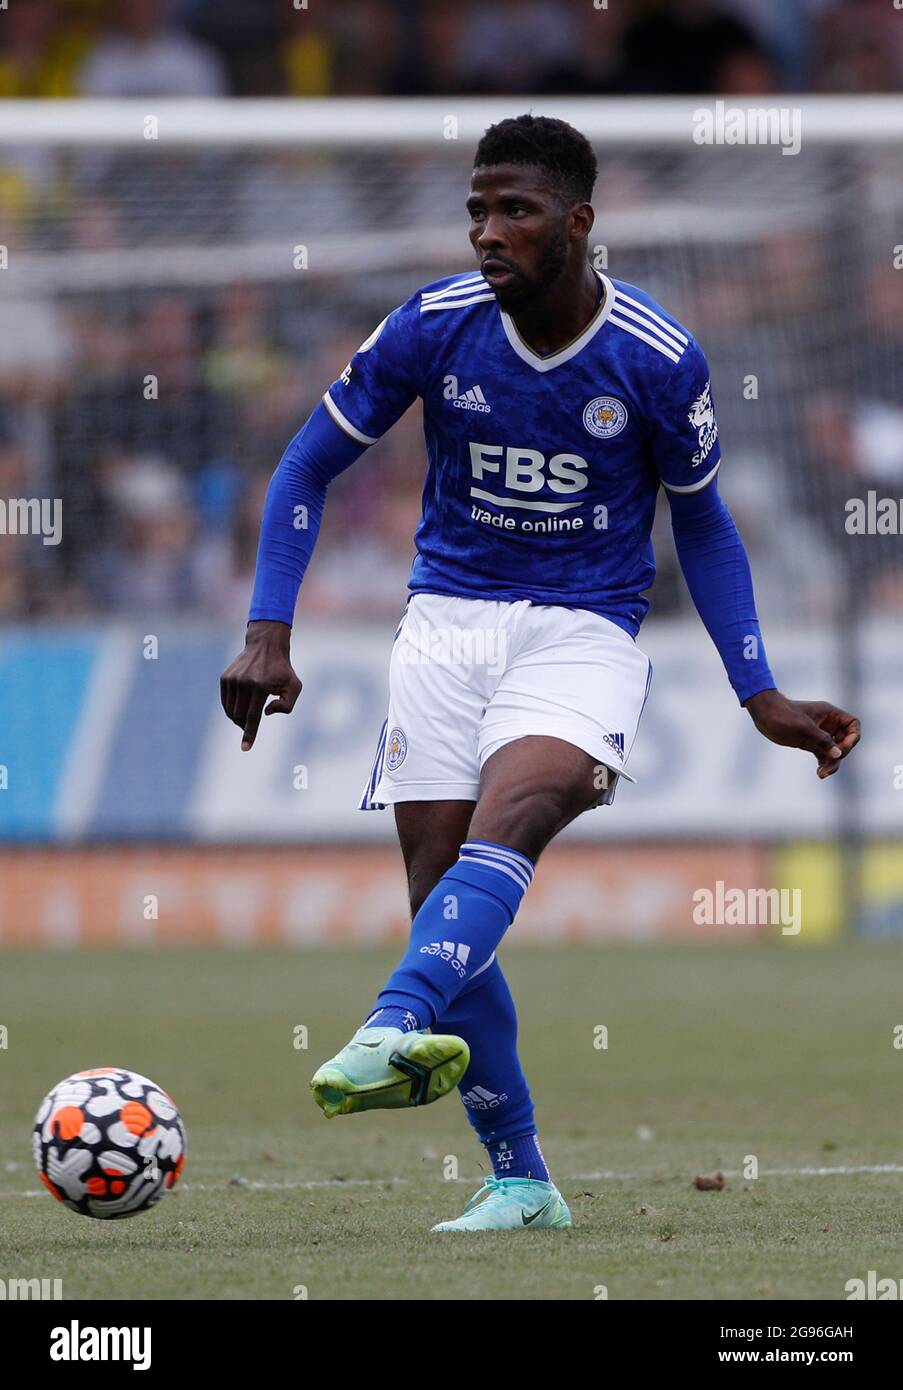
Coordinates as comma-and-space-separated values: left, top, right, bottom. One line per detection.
33, 1067, 186, 1219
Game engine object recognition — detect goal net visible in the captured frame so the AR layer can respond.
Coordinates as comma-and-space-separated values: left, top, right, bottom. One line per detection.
0, 98, 899, 939
2, 97, 899, 634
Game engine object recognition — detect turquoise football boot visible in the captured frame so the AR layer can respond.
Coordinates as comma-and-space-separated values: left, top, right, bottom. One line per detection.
431, 1176, 572, 1232
310, 1026, 470, 1118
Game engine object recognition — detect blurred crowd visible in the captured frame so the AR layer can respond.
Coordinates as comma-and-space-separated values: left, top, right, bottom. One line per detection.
0, 0, 901, 629
1, 0, 902, 100
0, 266, 429, 623
1, 146, 901, 628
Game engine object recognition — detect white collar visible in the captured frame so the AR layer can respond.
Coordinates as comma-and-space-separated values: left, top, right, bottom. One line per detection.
499, 270, 614, 373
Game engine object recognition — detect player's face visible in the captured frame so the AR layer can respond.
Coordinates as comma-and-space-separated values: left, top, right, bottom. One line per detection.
467, 164, 571, 312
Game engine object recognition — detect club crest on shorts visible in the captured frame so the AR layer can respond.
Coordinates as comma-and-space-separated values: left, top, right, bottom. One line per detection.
583, 396, 628, 438
385, 727, 408, 771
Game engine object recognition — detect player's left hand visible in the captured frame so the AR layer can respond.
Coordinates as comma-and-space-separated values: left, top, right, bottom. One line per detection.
743, 689, 861, 779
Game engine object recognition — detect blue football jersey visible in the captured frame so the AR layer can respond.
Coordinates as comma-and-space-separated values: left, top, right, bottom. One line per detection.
322, 270, 722, 637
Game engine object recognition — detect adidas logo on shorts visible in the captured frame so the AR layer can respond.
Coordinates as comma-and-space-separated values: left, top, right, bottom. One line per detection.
601, 730, 625, 760
420, 940, 471, 978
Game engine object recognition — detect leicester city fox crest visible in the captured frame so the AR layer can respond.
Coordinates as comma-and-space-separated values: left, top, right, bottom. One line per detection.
583, 395, 628, 439
385, 727, 408, 770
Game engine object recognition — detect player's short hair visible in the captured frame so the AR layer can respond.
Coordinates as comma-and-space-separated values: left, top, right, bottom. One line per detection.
472, 114, 598, 207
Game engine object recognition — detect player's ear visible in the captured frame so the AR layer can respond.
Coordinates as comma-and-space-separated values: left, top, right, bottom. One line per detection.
569, 201, 594, 241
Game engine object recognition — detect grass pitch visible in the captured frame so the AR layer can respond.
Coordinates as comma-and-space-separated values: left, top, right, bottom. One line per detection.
2, 943, 902, 1300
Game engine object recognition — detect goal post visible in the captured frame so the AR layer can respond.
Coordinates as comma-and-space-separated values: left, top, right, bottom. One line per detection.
2, 94, 903, 144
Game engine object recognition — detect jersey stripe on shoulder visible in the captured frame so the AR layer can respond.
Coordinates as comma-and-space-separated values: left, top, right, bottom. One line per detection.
421, 292, 496, 313
608, 311, 683, 363
421, 274, 487, 302
610, 299, 687, 355
614, 289, 689, 345
420, 273, 494, 313
609, 285, 689, 365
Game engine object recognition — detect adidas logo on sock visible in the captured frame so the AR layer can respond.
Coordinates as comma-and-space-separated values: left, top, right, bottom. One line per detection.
419, 940, 471, 978
462, 1085, 508, 1110
451, 383, 491, 413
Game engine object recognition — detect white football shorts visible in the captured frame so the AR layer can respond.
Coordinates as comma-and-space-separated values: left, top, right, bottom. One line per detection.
359, 592, 652, 812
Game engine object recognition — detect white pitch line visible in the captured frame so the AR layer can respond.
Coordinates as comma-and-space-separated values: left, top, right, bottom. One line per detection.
4, 1163, 903, 1200
570, 1164, 903, 1180
0, 1177, 412, 1199
749, 1164, 903, 1178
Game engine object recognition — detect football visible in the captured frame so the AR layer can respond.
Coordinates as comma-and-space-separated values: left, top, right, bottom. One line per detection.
32, 1067, 186, 1220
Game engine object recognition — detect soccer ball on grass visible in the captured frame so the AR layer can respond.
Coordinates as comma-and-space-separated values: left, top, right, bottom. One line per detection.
32, 1067, 186, 1219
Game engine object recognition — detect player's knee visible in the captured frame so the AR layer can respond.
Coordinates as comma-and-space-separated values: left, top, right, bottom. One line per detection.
408, 859, 455, 918
470, 782, 577, 862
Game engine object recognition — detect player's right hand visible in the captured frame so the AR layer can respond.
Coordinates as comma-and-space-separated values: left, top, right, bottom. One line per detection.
220, 619, 302, 751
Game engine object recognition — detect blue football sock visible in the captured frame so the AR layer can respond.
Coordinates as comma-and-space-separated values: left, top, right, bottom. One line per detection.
361, 1005, 422, 1033
488, 1134, 550, 1182
434, 955, 551, 1182
370, 840, 534, 1025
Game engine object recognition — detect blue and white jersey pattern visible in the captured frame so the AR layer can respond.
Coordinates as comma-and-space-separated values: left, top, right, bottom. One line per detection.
323, 271, 721, 638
